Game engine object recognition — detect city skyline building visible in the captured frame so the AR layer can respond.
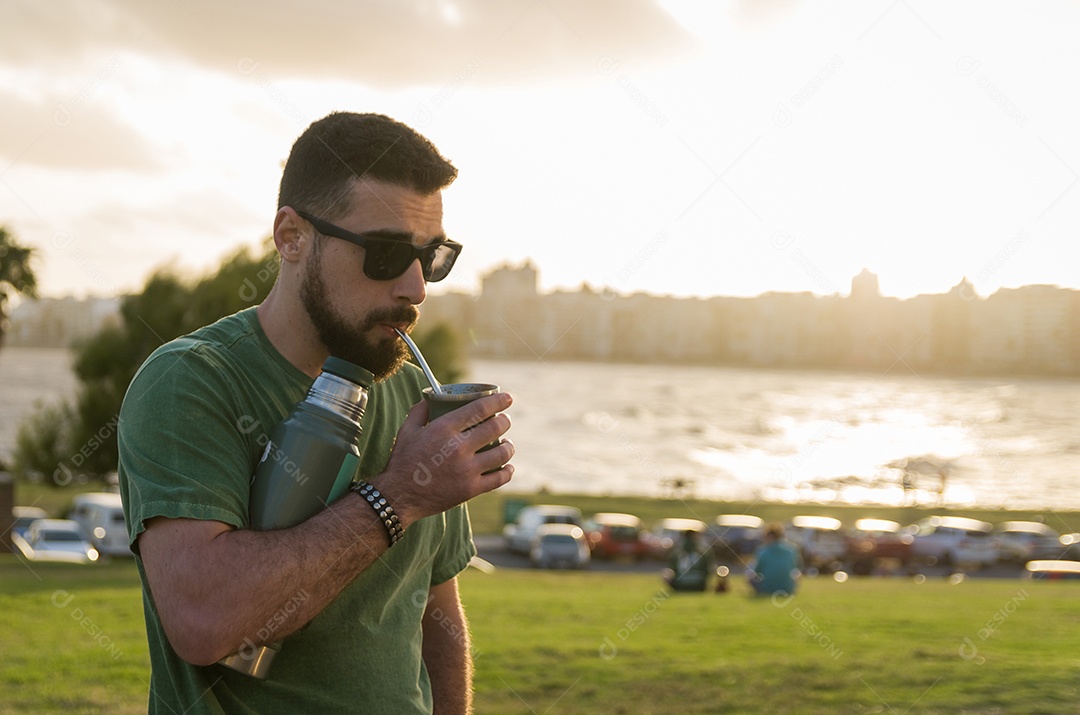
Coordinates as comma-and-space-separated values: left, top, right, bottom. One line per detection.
8, 266, 1079, 376
422, 263, 1080, 376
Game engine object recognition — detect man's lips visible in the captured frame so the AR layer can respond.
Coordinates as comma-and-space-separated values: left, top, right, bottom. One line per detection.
367, 306, 419, 338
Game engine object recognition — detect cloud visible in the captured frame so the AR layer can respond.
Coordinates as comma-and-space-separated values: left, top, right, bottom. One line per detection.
726, 0, 801, 26
3, 0, 692, 87
76, 185, 264, 246
0, 89, 166, 172
21, 185, 268, 297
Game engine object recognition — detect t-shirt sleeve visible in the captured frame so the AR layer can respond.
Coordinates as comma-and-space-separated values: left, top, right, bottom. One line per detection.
429, 502, 477, 586
118, 345, 255, 552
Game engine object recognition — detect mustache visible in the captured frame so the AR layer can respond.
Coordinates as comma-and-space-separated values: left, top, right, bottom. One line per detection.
362, 305, 420, 331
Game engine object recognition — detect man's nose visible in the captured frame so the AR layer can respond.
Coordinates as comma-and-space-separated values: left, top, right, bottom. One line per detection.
393, 258, 427, 304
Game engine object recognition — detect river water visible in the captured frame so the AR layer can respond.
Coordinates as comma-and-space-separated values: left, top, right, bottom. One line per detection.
470, 359, 1080, 511
2, 348, 1077, 510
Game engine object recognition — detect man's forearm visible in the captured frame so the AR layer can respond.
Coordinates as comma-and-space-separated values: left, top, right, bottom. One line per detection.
422, 579, 474, 715
142, 492, 393, 665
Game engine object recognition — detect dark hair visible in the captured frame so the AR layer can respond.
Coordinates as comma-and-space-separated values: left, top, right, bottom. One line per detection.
277, 112, 458, 220
765, 522, 785, 540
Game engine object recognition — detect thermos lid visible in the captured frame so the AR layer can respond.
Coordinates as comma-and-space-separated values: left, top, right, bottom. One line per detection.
322, 357, 374, 388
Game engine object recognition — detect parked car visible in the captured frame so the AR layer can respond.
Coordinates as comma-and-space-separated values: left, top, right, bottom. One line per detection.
68, 491, 131, 557
643, 518, 707, 560
846, 518, 914, 574
1025, 559, 1080, 581
583, 512, 647, 560
786, 515, 846, 571
10, 506, 49, 540
993, 521, 1062, 563
706, 514, 764, 560
530, 524, 591, 569
13, 519, 99, 564
1060, 533, 1080, 560
504, 504, 582, 554
909, 516, 998, 568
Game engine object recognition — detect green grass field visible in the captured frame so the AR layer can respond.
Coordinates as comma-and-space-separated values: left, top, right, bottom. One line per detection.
462, 570, 1080, 714
0, 558, 148, 715
3, 553, 1079, 714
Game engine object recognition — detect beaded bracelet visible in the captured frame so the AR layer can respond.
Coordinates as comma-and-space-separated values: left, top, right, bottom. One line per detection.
350, 481, 404, 546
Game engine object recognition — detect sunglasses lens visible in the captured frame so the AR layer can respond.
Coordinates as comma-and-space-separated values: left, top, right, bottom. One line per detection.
425, 245, 458, 282
356, 235, 460, 282
363, 242, 415, 280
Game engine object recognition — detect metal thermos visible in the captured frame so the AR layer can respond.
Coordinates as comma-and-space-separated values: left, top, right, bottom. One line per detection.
219, 356, 373, 678
248, 356, 373, 529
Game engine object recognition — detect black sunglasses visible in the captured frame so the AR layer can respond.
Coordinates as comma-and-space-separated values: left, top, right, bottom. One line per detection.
295, 210, 462, 282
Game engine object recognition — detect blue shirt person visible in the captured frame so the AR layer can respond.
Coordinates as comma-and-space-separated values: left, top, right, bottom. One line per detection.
748, 523, 802, 596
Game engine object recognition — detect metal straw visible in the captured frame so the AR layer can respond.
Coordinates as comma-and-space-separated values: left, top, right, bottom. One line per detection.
395, 328, 445, 395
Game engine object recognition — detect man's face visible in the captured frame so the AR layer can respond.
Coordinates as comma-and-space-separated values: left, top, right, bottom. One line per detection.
298, 179, 445, 380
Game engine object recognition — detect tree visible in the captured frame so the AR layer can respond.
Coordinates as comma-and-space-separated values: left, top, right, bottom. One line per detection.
15, 242, 278, 484
0, 225, 38, 350
14, 403, 76, 485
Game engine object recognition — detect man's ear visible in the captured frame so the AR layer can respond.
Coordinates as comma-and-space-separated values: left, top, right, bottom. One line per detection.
273, 207, 306, 264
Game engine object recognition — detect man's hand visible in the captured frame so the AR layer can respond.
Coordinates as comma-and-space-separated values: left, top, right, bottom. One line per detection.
373, 392, 514, 528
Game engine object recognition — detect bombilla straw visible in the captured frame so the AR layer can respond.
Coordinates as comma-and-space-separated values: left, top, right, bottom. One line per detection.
395, 328, 445, 395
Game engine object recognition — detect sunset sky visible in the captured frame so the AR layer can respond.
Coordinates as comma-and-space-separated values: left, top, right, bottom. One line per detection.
2, 0, 1078, 303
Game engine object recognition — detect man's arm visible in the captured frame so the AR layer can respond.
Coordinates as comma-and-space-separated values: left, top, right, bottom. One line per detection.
140, 497, 389, 666
137, 393, 513, 666
422, 577, 473, 715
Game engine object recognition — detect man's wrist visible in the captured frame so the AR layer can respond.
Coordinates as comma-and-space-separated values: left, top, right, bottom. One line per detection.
367, 474, 420, 531
350, 481, 404, 546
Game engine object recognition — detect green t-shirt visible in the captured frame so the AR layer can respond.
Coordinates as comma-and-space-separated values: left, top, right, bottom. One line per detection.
118, 307, 475, 714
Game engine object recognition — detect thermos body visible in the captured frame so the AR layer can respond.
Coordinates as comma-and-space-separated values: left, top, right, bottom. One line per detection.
248, 405, 362, 530
246, 356, 373, 532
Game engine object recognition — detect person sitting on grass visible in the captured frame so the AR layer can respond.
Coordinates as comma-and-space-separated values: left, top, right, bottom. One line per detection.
663, 530, 715, 592
748, 522, 802, 597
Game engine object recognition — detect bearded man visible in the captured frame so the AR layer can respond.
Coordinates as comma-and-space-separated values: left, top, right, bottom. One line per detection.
118, 112, 514, 715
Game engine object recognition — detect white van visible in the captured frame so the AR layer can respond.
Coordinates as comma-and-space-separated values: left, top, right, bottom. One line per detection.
68, 492, 131, 557
503, 504, 582, 554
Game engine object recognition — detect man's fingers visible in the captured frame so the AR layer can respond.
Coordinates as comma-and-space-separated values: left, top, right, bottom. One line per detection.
434, 392, 512, 431
475, 439, 514, 475
399, 397, 431, 433
472, 412, 511, 446
423, 398, 512, 455
478, 462, 514, 493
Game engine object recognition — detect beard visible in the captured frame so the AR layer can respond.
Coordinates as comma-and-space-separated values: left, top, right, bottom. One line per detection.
299, 243, 419, 381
